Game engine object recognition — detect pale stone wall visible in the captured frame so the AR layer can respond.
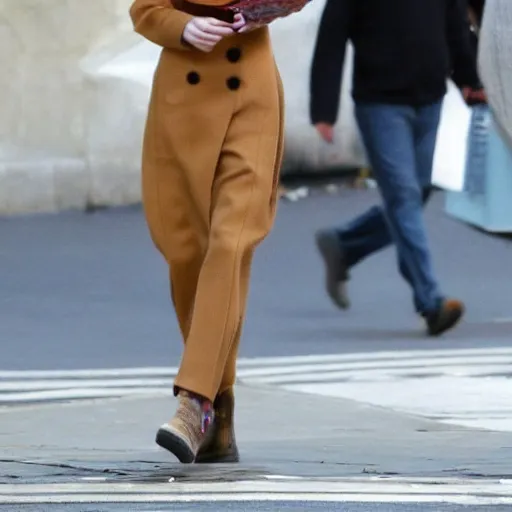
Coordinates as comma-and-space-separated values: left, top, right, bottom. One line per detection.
0, 0, 365, 215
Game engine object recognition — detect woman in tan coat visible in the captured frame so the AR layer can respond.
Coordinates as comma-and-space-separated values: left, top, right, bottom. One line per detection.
129, 0, 285, 463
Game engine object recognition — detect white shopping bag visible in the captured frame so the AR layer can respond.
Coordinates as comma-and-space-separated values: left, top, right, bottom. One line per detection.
432, 81, 472, 191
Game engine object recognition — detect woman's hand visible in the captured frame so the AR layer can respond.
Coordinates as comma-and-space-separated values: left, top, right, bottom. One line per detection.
231, 12, 265, 33
183, 17, 236, 52
237, 19, 265, 33
231, 13, 246, 31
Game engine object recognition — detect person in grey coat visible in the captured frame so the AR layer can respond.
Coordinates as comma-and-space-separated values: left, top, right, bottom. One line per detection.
478, 0, 512, 144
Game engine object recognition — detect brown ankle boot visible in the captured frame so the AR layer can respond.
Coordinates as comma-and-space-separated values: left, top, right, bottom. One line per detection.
426, 298, 465, 336
195, 389, 240, 463
155, 391, 214, 463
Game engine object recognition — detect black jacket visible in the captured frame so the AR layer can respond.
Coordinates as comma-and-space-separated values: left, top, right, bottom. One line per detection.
310, 0, 482, 125
468, 0, 485, 24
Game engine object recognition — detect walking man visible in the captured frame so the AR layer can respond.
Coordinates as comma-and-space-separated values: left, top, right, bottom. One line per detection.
310, 0, 486, 335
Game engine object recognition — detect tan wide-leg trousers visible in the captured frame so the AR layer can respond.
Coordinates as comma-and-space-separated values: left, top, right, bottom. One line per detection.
141, 31, 284, 402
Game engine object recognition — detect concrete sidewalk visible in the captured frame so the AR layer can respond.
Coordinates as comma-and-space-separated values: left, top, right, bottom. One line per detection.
1, 384, 511, 485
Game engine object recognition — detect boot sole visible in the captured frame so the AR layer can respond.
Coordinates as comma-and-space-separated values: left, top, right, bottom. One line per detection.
315, 231, 350, 310
155, 428, 195, 464
195, 449, 240, 464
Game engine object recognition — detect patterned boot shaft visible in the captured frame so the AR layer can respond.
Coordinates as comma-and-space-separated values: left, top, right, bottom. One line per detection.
196, 388, 240, 463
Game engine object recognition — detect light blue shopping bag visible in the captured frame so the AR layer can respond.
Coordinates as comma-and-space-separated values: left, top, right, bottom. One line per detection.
445, 105, 512, 233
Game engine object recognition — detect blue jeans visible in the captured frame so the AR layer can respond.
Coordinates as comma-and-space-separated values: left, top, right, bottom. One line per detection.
337, 101, 443, 314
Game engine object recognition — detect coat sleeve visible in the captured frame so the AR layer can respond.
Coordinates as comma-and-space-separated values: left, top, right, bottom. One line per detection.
129, 0, 193, 50
309, 0, 352, 125
446, 0, 482, 88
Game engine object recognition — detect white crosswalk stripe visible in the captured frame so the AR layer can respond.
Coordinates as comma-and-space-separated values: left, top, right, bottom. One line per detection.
2, 347, 512, 433
238, 347, 512, 433
0, 358, 297, 404
1, 477, 512, 505
0, 368, 178, 404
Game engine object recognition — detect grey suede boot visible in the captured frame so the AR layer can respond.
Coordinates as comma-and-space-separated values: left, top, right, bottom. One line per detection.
155, 391, 214, 463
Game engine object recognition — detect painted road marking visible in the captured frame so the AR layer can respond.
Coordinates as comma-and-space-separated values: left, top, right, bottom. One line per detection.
237, 348, 512, 432
1, 477, 512, 505
2, 347, 512, 433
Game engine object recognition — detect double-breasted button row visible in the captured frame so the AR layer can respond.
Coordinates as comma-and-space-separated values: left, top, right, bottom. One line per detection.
187, 71, 200, 85
185, 47, 242, 90
226, 47, 241, 63
226, 76, 241, 90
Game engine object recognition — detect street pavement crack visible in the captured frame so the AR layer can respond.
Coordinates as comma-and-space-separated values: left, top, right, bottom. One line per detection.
0, 458, 274, 485
0, 459, 129, 478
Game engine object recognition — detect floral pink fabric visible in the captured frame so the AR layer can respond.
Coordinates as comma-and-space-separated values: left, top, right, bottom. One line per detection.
225, 0, 309, 24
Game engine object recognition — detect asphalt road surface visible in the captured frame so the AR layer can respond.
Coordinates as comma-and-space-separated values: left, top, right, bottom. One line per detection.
1, 188, 511, 371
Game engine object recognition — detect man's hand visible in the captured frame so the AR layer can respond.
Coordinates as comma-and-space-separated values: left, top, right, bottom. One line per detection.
183, 17, 236, 52
462, 87, 487, 106
315, 123, 334, 143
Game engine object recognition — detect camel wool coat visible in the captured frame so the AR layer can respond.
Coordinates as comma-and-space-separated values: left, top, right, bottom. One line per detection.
129, 0, 285, 402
